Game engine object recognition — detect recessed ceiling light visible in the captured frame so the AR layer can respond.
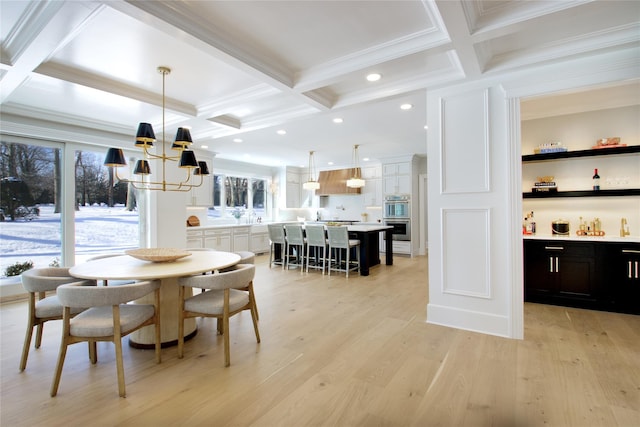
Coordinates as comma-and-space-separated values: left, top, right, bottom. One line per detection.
366, 73, 381, 82
276, 129, 286, 135
363, 157, 370, 162
400, 103, 413, 110
328, 161, 334, 166
200, 145, 208, 149
333, 118, 343, 124
424, 125, 429, 130
233, 138, 243, 143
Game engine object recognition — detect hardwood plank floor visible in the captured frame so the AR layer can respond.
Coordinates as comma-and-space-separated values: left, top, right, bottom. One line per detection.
1, 254, 639, 426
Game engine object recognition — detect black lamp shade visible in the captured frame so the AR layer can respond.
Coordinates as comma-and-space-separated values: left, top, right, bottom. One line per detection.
194, 161, 210, 175
104, 148, 127, 166
178, 150, 198, 168
173, 127, 193, 150
135, 122, 156, 147
133, 160, 151, 175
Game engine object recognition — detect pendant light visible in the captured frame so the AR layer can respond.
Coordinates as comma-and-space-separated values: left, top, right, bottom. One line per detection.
346, 144, 365, 188
302, 150, 320, 191
103, 66, 209, 192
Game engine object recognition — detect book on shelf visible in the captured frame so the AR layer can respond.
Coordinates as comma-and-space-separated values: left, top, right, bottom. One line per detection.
534, 182, 557, 187
531, 187, 558, 193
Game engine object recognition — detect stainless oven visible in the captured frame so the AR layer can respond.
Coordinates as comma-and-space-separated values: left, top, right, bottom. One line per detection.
383, 218, 411, 241
384, 195, 410, 219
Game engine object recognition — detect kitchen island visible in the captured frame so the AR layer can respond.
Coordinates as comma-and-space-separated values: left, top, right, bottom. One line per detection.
347, 224, 394, 276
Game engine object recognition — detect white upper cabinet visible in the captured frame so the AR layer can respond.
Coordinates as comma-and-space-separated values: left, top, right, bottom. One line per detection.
383, 162, 411, 195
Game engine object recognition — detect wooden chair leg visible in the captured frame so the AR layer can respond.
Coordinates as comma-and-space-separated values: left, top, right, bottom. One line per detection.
113, 305, 126, 397
20, 322, 35, 372
114, 338, 126, 397
250, 286, 261, 344
89, 341, 97, 364
223, 289, 231, 367
35, 323, 44, 349
51, 309, 71, 397
50, 341, 68, 397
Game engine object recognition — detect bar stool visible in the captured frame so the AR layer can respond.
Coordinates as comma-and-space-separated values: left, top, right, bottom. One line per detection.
305, 224, 328, 273
267, 224, 286, 269
326, 226, 360, 277
284, 224, 306, 271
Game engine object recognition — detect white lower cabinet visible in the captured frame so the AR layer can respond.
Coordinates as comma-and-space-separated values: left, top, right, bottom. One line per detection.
187, 225, 267, 253
186, 231, 202, 249
232, 227, 250, 252
204, 229, 232, 251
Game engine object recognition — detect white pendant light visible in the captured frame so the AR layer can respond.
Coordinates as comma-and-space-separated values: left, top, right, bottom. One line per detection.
302, 150, 320, 191
346, 144, 365, 188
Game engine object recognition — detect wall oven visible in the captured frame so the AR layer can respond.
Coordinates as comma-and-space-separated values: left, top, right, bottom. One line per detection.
383, 219, 411, 241
383, 195, 410, 219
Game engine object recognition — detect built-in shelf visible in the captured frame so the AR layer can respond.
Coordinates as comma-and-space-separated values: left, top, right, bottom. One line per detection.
523, 189, 640, 198
523, 145, 639, 199
522, 145, 640, 162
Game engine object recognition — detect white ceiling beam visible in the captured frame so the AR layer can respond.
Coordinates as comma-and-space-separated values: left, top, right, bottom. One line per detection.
434, 0, 482, 79
0, 1, 100, 103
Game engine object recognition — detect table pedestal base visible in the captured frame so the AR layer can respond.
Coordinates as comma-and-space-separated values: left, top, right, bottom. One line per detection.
129, 277, 197, 347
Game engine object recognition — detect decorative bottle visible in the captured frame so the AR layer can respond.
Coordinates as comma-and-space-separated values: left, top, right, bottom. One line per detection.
592, 168, 600, 191
529, 211, 536, 235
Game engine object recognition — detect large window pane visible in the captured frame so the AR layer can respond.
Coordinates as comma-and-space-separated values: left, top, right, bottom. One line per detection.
0, 141, 63, 273
74, 149, 139, 263
208, 173, 268, 221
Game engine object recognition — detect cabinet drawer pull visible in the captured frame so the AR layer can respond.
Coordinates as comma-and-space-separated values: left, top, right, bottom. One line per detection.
545, 246, 564, 250
622, 249, 640, 254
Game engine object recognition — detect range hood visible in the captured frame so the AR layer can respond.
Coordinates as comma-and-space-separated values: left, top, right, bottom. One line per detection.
317, 168, 362, 195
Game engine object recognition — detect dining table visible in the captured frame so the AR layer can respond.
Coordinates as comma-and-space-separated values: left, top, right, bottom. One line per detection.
69, 250, 241, 348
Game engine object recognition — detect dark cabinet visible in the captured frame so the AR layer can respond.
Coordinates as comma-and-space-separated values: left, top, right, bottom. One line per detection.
524, 239, 640, 314
599, 243, 640, 314
524, 240, 597, 308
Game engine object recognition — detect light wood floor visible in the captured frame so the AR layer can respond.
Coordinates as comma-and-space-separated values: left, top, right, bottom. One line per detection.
1, 254, 639, 426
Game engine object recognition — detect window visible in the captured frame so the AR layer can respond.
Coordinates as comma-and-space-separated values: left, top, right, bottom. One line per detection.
210, 173, 269, 221
73, 148, 139, 263
0, 140, 140, 275
1, 141, 63, 271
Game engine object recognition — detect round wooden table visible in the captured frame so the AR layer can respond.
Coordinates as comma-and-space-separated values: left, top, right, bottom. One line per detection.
69, 250, 241, 347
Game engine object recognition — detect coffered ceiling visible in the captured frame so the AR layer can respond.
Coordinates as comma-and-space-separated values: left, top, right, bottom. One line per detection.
1, 1, 638, 168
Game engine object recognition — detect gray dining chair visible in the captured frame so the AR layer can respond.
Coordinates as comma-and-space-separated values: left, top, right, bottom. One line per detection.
50, 279, 161, 398
177, 264, 259, 367
305, 224, 328, 273
19, 267, 92, 372
326, 226, 360, 277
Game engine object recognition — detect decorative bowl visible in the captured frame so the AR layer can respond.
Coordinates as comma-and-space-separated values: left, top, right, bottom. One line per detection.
125, 248, 191, 263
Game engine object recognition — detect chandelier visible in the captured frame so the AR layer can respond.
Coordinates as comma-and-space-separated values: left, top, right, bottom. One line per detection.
302, 150, 320, 191
346, 144, 365, 188
103, 66, 209, 192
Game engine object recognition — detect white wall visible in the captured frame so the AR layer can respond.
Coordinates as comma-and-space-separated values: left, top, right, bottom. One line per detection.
425, 46, 639, 339
427, 84, 516, 338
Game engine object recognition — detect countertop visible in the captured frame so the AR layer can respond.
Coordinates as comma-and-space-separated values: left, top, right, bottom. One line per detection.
523, 234, 640, 243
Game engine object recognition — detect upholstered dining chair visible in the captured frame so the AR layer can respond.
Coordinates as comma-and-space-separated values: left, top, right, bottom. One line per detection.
283, 224, 306, 271
326, 226, 360, 278
267, 224, 286, 269
50, 279, 161, 398
177, 264, 259, 367
305, 224, 328, 274
19, 267, 91, 372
